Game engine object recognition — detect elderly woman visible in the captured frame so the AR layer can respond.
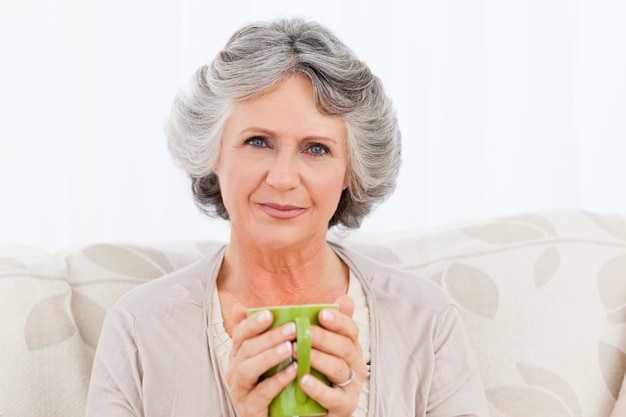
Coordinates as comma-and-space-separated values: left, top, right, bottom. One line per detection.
85, 18, 488, 417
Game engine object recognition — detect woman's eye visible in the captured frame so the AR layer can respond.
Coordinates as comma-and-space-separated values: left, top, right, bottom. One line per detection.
308, 144, 330, 156
245, 137, 267, 147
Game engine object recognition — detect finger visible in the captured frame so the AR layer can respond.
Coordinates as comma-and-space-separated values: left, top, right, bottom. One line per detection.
308, 348, 355, 387
306, 332, 368, 384
308, 317, 367, 385
299, 373, 358, 415
229, 357, 298, 416
233, 318, 297, 361
252, 362, 298, 407
335, 294, 355, 318
308, 325, 357, 359
315, 308, 360, 346
230, 309, 274, 352
227, 341, 295, 388
232, 302, 248, 326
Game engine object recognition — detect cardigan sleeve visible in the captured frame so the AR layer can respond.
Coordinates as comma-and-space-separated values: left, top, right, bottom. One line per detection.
425, 305, 489, 417
84, 307, 144, 417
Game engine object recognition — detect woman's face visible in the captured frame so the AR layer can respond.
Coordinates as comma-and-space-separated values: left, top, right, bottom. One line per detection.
214, 75, 349, 250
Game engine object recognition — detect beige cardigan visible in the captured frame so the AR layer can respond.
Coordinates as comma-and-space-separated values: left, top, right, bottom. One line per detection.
611, 375, 626, 417
85, 243, 489, 416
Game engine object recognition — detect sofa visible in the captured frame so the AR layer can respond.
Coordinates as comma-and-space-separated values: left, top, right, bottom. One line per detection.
2, 208, 625, 417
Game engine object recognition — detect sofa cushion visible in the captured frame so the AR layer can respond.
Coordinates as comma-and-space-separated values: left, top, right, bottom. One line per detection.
338, 209, 626, 417
0, 241, 222, 416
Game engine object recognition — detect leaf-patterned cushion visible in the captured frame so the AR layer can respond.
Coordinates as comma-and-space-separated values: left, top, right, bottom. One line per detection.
339, 209, 626, 417
1, 209, 625, 417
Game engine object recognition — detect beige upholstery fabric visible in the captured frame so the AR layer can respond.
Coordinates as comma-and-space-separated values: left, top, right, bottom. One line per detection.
1, 209, 625, 416
339, 210, 626, 417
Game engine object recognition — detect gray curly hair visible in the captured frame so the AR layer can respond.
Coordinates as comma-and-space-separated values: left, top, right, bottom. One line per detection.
166, 18, 401, 229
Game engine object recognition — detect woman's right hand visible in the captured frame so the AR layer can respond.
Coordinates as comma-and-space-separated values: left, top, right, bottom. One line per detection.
225, 303, 298, 417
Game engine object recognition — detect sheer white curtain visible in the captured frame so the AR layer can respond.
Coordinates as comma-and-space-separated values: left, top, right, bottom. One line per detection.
1, 0, 625, 252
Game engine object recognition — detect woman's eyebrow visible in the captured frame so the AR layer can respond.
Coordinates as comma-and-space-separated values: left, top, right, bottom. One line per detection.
239, 127, 341, 144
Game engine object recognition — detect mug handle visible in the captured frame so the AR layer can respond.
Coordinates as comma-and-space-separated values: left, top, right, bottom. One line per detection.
294, 316, 311, 404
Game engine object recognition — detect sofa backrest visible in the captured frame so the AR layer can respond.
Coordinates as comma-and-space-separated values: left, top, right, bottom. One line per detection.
338, 209, 626, 417
1, 209, 625, 417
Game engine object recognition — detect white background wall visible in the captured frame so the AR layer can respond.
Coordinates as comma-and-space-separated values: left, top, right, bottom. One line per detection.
1, 0, 625, 252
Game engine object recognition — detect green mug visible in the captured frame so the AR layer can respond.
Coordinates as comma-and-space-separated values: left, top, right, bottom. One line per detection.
246, 304, 339, 417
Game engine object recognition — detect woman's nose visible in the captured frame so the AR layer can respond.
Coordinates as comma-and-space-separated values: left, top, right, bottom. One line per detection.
266, 152, 300, 190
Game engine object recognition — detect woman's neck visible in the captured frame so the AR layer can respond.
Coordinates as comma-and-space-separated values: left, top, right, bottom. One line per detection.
217, 238, 349, 308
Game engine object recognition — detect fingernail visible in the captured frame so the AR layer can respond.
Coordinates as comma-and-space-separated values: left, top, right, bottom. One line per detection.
321, 309, 334, 321
301, 374, 314, 387
285, 362, 297, 374
282, 322, 296, 335
276, 341, 292, 354
257, 310, 272, 323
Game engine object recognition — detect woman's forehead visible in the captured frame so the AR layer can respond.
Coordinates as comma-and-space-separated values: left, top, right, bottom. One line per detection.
226, 75, 347, 141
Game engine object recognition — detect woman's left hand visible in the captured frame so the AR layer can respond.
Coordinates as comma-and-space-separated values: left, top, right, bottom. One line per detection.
298, 294, 369, 417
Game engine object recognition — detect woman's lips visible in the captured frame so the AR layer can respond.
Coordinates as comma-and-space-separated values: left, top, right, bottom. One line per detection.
258, 203, 306, 219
